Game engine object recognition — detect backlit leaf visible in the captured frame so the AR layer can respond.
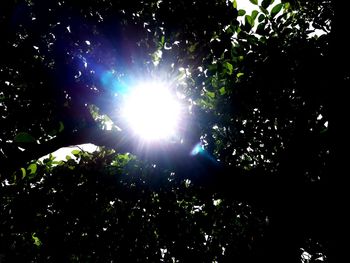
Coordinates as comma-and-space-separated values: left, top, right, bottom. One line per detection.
207, 91, 215, 99
21, 168, 26, 178
28, 163, 37, 175
238, 9, 246, 16
245, 15, 254, 27
32, 233, 42, 247
251, 10, 259, 20
271, 3, 283, 17
72, 149, 81, 156
249, 0, 258, 5
223, 61, 233, 75
233, 0, 237, 9
219, 87, 226, 95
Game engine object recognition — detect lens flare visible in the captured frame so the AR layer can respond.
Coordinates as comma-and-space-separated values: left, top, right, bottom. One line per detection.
122, 82, 181, 141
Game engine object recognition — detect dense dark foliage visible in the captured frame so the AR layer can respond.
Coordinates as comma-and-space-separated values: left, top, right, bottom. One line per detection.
0, 0, 342, 262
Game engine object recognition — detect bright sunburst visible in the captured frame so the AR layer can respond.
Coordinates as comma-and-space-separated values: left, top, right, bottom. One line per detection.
122, 82, 181, 141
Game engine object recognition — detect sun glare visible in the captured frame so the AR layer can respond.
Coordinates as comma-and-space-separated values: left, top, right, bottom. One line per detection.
122, 82, 181, 141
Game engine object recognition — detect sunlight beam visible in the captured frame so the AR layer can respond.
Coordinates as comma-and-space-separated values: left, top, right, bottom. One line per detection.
122, 82, 181, 141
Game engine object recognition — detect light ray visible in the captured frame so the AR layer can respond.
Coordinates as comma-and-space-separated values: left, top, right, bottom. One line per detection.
122, 81, 181, 141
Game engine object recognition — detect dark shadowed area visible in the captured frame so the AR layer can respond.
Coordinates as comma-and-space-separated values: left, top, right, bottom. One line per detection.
0, 0, 345, 262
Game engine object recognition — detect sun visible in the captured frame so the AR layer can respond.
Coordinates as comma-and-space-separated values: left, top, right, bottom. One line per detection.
122, 82, 181, 141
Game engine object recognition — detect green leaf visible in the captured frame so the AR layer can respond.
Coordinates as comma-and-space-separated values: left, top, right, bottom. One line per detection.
284, 2, 291, 10
114, 153, 132, 166
88, 104, 100, 120
251, 10, 259, 20
66, 155, 72, 160
237, 72, 245, 78
14, 132, 36, 143
28, 163, 37, 175
58, 121, 64, 132
49, 153, 56, 161
233, 0, 237, 9
52, 160, 64, 166
245, 15, 254, 27
259, 6, 269, 15
72, 149, 81, 156
32, 233, 42, 247
258, 14, 265, 22
238, 9, 246, 16
219, 87, 226, 95
257, 23, 267, 35
206, 91, 215, 99
21, 168, 26, 178
223, 61, 233, 75
261, 0, 274, 9
249, 0, 258, 5
271, 3, 283, 17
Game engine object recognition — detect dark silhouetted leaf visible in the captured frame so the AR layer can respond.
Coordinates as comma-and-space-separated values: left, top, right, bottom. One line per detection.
258, 14, 265, 22
261, 0, 274, 9
14, 132, 36, 143
58, 121, 64, 132
259, 6, 269, 15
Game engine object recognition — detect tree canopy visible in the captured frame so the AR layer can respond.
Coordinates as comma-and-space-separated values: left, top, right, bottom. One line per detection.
0, 0, 342, 262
